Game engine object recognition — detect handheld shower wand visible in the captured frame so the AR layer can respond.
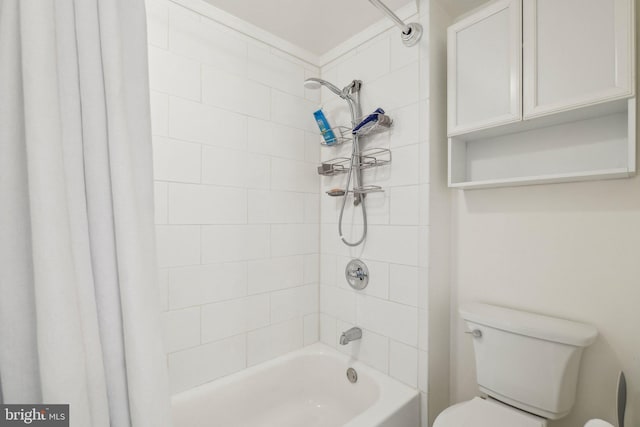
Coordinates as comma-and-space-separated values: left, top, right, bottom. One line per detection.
305, 77, 367, 247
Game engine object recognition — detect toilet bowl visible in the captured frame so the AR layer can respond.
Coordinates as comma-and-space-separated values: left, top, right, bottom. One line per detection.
433, 303, 598, 427
433, 397, 546, 427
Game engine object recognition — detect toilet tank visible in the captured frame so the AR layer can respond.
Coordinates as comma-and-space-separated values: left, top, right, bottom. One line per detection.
460, 303, 598, 420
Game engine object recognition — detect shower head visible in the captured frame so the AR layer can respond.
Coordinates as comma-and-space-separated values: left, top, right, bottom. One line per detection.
304, 77, 344, 98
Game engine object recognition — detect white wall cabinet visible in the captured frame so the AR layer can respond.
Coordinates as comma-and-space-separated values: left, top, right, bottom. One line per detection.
447, 0, 636, 189
447, 0, 522, 136
523, 0, 635, 118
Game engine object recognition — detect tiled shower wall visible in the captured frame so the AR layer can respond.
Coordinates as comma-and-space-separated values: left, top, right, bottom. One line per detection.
146, 0, 321, 394
317, 6, 431, 424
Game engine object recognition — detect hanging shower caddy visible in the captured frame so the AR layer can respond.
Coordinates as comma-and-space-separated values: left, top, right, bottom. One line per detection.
317, 111, 393, 196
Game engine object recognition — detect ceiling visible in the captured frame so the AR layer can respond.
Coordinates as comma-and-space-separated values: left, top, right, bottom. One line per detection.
202, 0, 491, 57
203, 0, 415, 55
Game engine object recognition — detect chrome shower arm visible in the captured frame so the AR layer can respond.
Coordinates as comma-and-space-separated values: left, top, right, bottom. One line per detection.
367, 0, 423, 47
368, 0, 411, 34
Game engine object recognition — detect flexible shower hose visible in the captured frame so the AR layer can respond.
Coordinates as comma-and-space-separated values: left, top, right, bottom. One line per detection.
338, 135, 367, 247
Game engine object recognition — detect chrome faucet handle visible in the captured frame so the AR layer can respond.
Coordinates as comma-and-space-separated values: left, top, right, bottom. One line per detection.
345, 259, 369, 290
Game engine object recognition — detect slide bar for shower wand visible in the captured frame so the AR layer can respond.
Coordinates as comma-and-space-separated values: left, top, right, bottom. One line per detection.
367, 0, 423, 46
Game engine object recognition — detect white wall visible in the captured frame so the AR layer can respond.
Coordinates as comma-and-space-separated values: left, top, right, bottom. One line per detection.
451, 178, 640, 427
450, 4, 640, 426
146, 0, 321, 394
317, 4, 433, 424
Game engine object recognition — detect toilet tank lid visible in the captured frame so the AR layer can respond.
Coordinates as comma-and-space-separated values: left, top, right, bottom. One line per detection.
459, 303, 598, 347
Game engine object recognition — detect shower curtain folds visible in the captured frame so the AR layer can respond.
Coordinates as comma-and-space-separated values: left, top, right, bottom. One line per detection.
0, 0, 171, 426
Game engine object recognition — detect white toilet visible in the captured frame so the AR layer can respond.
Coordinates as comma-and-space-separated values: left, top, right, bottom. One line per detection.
434, 303, 598, 427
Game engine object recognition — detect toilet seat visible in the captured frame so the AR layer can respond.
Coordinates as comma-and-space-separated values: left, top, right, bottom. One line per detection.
433, 397, 547, 427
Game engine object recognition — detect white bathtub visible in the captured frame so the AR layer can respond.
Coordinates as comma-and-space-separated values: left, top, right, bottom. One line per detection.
172, 343, 420, 427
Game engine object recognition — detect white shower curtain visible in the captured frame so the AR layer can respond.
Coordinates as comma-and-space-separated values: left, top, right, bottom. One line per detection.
0, 0, 171, 426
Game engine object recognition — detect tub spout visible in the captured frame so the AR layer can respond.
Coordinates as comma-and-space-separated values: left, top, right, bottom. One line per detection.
340, 327, 362, 345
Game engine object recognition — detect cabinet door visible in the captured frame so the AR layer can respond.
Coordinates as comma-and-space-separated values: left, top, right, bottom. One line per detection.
523, 0, 635, 118
447, 0, 522, 136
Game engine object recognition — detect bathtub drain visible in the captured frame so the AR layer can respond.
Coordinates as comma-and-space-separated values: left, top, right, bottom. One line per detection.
346, 368, 358, 383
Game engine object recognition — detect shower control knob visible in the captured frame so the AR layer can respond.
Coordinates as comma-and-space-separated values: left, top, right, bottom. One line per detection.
345, 259, 369, 290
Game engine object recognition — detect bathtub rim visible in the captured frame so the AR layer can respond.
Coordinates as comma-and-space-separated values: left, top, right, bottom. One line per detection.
171, 342, 420, 427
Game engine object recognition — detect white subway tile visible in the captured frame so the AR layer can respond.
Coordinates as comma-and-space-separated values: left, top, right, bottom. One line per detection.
419, 183, 430, 226
168, 183, 246, 224
202, 66, 270, 119
303, 254, 319, 285
418, 100, 430, 141
304, 313, 319, 345
389, 103, 420, 148
247, 318, 303, 366
320, 223, 340, 256
169, 97, 247, 149
390, 264, 419, 306
154, 182, 168, 224
271, 224, 318, 257
146, 0, 168, 48
419, 57, 430, 102
155, 225, 200, 268
247, 256, 304, 294
418, 349, 428, 392
320, 254, 337, 286
390, 30, 419, 72
150, 91, 169, 136
357, 328, 390, 374
201, 295, 270, 343
390, 186, 420, 225
157, 268, 169, 311
152, 137, 201, 183
357, 295, 417, 346
338, 36, 390, 85
202, 146, 269, 189
168, 262, 247, 309
389, 144, 420, 187
418, 226, 429, 268
320, 285, 356, 324
247, 119, 306, 161
350, 190, 389, 225
418, 309, 428, 351
419, 141, 430, 185
247, 190, 305, 224
304, 131, 320, 164
320, 313, 337, 348
336, 320, 390, 374
201, 225, 270, 263
163, 307, 200, 353
417, 267, 428, 310
168, 334, 246, 393
148, 46, 200, 100
271, 157, 318, 193
360, 225, 419, 265
168, 4, 246, 75
271, 90, 317, 132
270, 284, 317, 323
389, 340, 418, 387
248, 44, 305, 98
364, 61, 420, 111
304, 194, 320, 224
